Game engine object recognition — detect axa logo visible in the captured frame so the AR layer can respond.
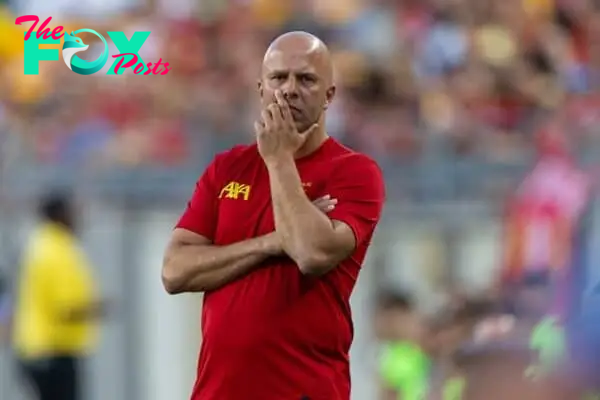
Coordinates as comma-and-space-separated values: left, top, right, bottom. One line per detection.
15, 15, 171, 76
219, 182, 251, 201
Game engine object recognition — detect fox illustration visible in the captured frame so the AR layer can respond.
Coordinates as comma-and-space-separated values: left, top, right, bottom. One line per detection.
62, 32, 89, 70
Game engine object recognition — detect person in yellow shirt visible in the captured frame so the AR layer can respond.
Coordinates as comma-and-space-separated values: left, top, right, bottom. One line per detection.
13, 192, 104, 400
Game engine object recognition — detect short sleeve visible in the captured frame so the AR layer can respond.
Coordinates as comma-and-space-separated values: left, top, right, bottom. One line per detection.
175, 158, 220, 240
327, 156, 385, 247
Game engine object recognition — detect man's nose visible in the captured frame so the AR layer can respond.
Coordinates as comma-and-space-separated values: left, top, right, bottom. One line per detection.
281, 77, 299, 99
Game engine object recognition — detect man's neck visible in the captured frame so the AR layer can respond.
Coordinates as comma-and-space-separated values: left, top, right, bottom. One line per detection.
294, 127, 328, 159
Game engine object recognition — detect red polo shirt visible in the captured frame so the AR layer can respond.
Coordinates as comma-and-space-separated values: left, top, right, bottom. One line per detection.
176, 137, 385, 400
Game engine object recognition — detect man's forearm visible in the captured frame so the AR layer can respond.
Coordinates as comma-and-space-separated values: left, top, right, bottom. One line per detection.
162, 234, 279, 294
177, 251, 265, 293
266, 156, 337, 268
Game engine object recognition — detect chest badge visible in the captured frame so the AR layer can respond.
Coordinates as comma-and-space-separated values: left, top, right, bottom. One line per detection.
219, 181, 251, 201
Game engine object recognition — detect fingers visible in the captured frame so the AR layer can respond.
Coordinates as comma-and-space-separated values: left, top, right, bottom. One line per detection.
312, 194, 338, 213
268, 103, 283, 124
260, 103, 285, 133
259, 91, 300, 133
260, 109, 273, 131
274, 90, 293, 123
253, 121, 263, 136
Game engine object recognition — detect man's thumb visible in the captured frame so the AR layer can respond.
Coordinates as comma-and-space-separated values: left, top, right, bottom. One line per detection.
300, 123, 319, 135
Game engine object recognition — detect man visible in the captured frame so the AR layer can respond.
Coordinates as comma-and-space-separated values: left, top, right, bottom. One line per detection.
162, 31, 385, 400
12, 192, 103, 400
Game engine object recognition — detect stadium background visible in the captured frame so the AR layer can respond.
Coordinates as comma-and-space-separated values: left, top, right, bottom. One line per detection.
1, 0, 600, 398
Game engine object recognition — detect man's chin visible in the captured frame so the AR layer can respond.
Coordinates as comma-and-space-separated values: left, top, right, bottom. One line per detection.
298, 127, 312, 135
295, 121, 313, 134
294, 123, 306, 134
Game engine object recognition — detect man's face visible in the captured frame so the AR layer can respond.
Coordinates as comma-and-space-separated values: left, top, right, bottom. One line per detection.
259, 50, 335, 133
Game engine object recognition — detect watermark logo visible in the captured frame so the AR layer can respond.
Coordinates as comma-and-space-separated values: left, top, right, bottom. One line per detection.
15, 15, 171, 76
62, 30, 108, 75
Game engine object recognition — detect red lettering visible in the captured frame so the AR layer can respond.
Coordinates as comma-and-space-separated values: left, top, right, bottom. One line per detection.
36, 17, 53, 40
143, 62, 153, 75
160, 63, 172, 75
15, 15, 63, 40
108, 54, 171, 76
15, 15, 39, 41
133, 62, 145, 75
112, 53, 139, 74
151, 58, 166, 75
16, 15, 64, 41
51, 26, 64, 40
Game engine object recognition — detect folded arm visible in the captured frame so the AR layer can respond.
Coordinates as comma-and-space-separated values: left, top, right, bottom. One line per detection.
162, 229, 281, 294
162, 228, 281, 294
266, 155, 384, 275
267, 156, 356, 275
162, 152, 281, 294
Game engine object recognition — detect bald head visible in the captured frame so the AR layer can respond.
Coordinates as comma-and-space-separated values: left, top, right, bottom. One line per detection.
258, 31, 336, 133
262, 31, 333, 85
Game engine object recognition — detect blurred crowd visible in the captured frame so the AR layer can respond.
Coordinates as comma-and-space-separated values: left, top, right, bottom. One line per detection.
1, 0, 600, 173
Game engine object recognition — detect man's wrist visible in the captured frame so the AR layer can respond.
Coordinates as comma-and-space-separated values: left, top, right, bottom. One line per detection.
260, 232, 283, 256
263, 154, 294, 170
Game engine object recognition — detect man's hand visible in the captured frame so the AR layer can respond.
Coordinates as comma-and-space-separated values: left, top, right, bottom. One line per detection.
255, 194, 337, 256
312, 194, 337, 214
254, 90, 318, 163
236, 195, 336, 258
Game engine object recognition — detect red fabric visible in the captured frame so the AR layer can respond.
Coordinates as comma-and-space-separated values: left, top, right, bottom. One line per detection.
177, 138, 385, 400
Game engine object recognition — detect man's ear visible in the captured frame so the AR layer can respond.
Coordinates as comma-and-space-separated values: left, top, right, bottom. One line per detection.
324, 85, 336, 110
257, 80, 263, 98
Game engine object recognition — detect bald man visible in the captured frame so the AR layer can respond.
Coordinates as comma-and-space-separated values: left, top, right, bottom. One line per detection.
162, 32, 385, 400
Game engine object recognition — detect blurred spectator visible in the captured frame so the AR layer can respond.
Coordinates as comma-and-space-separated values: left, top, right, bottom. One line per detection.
1, 0, 599, 174
375, 291, 429, 400
12, 191, 105, 400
